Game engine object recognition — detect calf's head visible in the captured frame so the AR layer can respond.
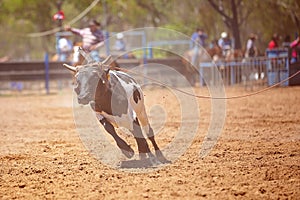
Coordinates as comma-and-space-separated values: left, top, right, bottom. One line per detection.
63, 56, 112, 105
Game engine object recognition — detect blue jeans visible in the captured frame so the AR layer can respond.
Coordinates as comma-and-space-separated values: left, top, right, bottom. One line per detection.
59, 53, 68, 62
291, 57, 297, 64
90, 50, 101, 62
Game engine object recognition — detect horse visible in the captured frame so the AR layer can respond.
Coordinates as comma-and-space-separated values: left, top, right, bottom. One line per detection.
181, 44, 223, 86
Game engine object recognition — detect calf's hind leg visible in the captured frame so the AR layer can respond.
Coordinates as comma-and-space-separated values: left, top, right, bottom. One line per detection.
136, 107, 170, 163
147, 126, 170, 164
131, 118, 152, 159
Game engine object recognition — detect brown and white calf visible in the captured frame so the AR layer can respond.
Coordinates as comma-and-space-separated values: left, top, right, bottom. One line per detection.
63, 56, 168, 164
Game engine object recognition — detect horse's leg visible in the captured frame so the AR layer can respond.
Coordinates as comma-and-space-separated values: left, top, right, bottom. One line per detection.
99, 117, 134, 158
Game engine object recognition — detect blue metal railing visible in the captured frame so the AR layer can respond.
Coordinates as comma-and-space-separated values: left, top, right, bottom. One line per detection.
198, 49, 290, 87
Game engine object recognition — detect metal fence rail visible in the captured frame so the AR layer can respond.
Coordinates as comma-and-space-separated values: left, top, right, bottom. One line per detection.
199, 54, 290, 88
1, 51, 298, 93
0, 61, 72, 81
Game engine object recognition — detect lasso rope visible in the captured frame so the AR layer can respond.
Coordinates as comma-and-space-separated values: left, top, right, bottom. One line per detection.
26, 0, 100, 38
114, 66, 300, 100
77, 48, 300, 100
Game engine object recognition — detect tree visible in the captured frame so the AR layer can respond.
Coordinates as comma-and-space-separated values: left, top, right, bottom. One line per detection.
273, 0, 300, 30
207, 0, 254, 49
1, 0, 299, 60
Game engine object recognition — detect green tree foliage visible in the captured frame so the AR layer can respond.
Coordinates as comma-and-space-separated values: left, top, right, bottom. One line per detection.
0, 0, 299, 60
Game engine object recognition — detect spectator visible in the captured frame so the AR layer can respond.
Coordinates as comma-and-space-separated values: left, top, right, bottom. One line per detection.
197, 28, 208, 47
290, 36, 300, 63
57, 34, 73, 62
268, 33, 280, 49
218, 32, 232, 57
114, 32, 130, 59
191, 28, 200, 47
282, 35, 291, 48
114, 33, 126, 51
191, 28, 208, 48
72, 43, 82, 65
244, 33, 258, 58
65, 19, 104, 62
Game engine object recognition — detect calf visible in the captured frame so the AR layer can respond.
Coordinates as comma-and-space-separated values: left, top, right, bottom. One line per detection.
63, 55, 168, 165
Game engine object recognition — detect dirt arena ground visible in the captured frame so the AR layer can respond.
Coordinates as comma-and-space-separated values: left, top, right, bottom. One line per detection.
0, 86, 299, 199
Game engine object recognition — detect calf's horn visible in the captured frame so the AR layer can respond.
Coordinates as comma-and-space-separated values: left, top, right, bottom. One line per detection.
102, 55, 112, 65
63, 64, 77, 72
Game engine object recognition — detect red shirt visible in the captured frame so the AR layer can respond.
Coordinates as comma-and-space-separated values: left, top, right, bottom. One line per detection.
290, 39, 300, 58
268, 40, 278, 49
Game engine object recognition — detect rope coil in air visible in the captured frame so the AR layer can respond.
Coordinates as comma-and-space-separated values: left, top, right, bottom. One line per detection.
26, 0, 100, 38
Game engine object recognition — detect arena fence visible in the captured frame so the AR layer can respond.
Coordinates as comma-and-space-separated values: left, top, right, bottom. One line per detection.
198, 49, 294, 89
0, 57, 142, 94
0, 55, 72, 94
1, 50, 299, 94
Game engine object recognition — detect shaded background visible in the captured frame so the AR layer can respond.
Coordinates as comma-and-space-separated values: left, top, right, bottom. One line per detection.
0, 0, 299, 61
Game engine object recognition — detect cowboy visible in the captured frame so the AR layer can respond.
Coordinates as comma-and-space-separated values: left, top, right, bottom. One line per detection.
65, 19, 104, 62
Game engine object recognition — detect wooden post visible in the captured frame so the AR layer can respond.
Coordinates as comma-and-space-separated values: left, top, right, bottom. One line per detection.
44, 53, 50, 94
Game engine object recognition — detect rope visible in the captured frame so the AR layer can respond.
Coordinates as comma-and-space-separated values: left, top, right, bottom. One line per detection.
26, 0, 100, 38
114, 66, 300, 100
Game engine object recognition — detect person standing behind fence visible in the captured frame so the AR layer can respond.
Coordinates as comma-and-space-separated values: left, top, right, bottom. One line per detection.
65, 19, 104, 62
290, 36, 300, 63
114, 33, 129, 58
282, 35, 291, 48
218, 32, 232, 57
191, 28, 200, 48
58, 34, 73, 62
244, 33, 258, 58
114, 33, 126, 51
268, 33, 280, 49
191, 28, 207, 48
197, 28, 208, 47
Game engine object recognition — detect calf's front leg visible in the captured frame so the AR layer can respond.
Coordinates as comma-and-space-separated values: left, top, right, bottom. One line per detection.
99, 118, 134, 158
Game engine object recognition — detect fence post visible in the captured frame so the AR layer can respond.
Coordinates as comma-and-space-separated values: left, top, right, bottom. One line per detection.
142, 32, 147, 64
105, 31, 110, 56
148, 45, 153, 58
231, 63, 236, 85
55, 32, 61, 60
44, 52, 50, 94
142, 32, 148, 85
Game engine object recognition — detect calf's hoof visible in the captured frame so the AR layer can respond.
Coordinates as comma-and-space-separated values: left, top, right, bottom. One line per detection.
155, 150, 171, 164
120, 145, 134, 158
139, 153, 162, 166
